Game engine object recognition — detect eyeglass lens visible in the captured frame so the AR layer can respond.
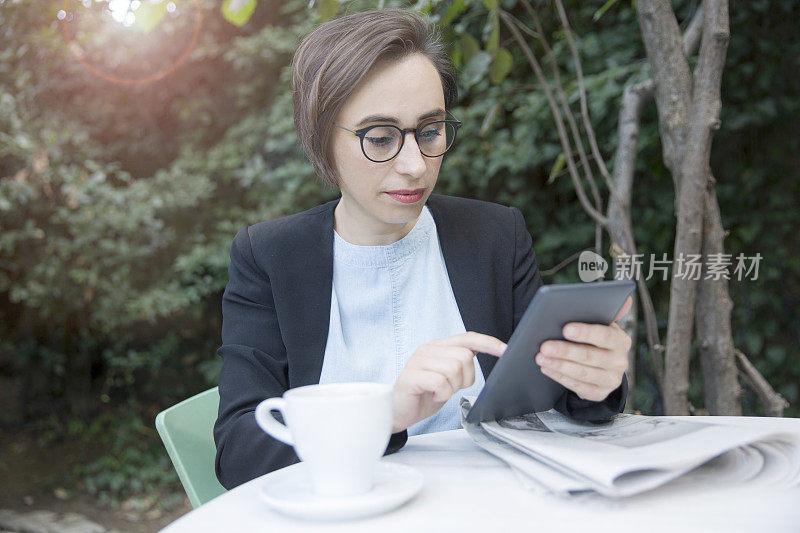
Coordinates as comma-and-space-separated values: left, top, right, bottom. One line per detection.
363, 121, 457, 161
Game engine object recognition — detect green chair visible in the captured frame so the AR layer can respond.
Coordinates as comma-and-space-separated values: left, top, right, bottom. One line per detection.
155, 387, 227, 508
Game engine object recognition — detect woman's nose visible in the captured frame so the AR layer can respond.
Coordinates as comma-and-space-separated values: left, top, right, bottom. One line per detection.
393, 132, 427, 177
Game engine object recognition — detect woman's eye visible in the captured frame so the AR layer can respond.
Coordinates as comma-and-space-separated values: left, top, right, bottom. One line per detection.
419, 129, 442, 143
366, 136, 393, 146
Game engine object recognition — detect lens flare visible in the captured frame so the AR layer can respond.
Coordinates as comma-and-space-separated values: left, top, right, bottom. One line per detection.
60, 0, 203, 86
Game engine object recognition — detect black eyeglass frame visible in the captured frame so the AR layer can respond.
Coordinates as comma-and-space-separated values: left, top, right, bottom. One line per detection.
334, 110, 463, 163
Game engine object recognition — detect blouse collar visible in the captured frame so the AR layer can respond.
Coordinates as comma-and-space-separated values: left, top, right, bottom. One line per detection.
332, 205, 434, 268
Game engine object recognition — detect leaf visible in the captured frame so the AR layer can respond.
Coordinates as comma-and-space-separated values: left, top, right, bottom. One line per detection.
440, 0, 467, 27
461, 51, 492, 88
489, 47, 512, 84
766, 346, 786, 365
547, 152, 567, 184
483, 11, 499, 54
133, 1, 166, 34
316, 0, 339, 22
593, 0, 621, 21
222, 0, 257, 27
479, 102, 502, 137
450, 40, 462, 68
745, 331, 764, 355
481, 0, 498, 9
461, 32, 481, 65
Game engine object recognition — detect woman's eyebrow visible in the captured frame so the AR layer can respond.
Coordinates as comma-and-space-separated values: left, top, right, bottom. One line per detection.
354, 108, 446, 128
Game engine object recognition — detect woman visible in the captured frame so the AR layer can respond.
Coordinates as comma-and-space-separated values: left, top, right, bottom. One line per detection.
214, 8, 632, 490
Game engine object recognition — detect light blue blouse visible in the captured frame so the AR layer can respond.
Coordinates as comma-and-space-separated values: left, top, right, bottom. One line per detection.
318, 205, 486, 436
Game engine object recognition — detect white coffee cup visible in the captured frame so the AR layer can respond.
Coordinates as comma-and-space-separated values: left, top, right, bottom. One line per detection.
254, 382, 393, 497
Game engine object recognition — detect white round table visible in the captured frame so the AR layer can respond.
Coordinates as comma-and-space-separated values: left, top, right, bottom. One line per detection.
162, 416, 800, 532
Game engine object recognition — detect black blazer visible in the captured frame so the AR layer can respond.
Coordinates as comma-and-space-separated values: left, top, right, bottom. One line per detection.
214, 193, 627, 489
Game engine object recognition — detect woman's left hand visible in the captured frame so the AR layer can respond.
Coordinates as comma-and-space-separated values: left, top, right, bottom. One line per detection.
535, 296, 633, 402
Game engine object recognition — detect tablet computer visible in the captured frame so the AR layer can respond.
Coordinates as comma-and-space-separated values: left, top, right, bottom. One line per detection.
465, 279, 635, 424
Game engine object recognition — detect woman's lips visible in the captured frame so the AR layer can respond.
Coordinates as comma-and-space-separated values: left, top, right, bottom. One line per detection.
385, 189, 425, 204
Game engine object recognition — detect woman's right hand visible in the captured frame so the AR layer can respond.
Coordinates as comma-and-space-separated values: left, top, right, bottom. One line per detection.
391, 331, 507, 433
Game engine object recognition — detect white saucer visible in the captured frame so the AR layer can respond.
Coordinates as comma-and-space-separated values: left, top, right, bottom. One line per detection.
259, 461, 423, 521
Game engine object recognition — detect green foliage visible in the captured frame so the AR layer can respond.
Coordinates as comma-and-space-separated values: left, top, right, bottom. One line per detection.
316, 0, 341, 21
593, 0, 622, 21
222, 0, 258, 27
134, 1, 167, 33
488, 47, 511, 84
424, 0, 799, 415
73, 409, 186, 509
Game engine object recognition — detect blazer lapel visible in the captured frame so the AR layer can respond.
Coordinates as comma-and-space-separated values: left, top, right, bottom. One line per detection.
426, 194, 500, 377
283, 198, 338, 387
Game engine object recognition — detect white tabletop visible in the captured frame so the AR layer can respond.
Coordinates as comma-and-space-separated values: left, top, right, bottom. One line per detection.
162, 416, 800, 533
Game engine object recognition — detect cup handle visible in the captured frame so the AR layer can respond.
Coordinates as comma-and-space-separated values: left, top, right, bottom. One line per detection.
254, 397, 294, 446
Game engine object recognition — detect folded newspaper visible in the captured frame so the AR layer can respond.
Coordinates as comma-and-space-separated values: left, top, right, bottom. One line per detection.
459, 396, 800, 498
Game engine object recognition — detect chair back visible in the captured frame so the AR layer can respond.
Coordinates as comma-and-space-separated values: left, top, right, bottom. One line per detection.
155, 387, 226, 507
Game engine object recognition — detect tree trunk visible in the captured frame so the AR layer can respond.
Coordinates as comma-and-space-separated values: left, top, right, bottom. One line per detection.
608, 10, 704, 405
695, 181, 742, 415
637, 0, 731, 415
636, 0, 692, 200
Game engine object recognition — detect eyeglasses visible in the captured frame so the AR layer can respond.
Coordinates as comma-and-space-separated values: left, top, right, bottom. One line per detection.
334, 111, 462, 163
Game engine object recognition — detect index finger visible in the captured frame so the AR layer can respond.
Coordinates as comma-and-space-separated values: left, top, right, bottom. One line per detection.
429, 331, 507, 358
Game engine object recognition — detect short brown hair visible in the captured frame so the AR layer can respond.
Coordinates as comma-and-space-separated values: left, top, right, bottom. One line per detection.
291, 9, 457, 187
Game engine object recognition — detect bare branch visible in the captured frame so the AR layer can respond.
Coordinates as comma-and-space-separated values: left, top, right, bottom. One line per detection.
682, 6, 705, 57
499, 9, 609, 227
735, 350, 789, 417
539, 249, 585, 277
499, 10, 540, 40
523, 2, 604, 251
553, 0, 621, 206
636, 0, 693, 190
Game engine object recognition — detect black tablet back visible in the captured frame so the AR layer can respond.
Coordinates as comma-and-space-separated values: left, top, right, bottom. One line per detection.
465, 280, 635, 424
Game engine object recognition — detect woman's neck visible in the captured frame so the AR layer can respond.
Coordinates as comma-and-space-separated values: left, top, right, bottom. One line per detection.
333, 197, 420, 246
